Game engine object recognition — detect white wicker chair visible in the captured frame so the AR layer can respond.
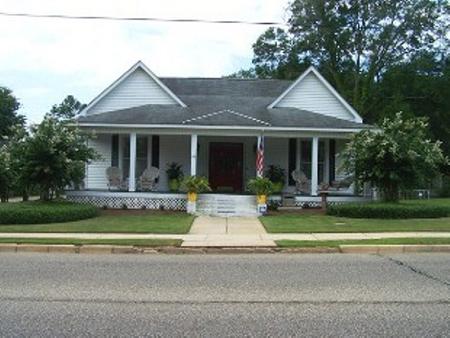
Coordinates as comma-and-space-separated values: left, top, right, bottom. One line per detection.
106, 167, 126, 191
291, 169, 311, 195
138, 167, 160, 191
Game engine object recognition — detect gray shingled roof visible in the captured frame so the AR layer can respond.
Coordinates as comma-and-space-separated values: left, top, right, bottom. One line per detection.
77, 78, 370, 130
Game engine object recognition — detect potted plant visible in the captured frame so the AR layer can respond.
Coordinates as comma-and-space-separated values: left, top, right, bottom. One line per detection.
166, 162, 183, 192
180, 175, 211, 203
265, 165, 286, 193
247, 177, 274, 205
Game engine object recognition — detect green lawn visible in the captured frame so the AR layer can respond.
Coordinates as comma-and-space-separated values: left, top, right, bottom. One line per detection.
276, 237, 450, 248
0, 211, 195, 234
263, 198, 450, 233
0, 238, 182, 246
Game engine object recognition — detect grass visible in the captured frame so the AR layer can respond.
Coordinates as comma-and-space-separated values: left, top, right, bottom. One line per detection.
262, 214, 450, 233
263, 198, 450, 233
0, 238, 182, 246
0, 210, 195, 234
276, 237, 450, 248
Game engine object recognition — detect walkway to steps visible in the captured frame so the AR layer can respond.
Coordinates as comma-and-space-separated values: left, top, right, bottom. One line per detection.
182, 216, 276, 247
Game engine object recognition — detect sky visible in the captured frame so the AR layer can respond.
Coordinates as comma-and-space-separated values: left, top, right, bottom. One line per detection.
0, 0, 290, 123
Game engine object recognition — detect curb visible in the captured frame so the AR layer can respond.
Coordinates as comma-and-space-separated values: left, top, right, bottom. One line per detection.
339, 245, 450, 254
0, 243, 449, 254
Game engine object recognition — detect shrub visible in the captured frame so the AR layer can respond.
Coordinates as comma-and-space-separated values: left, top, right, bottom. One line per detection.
267, 199, 281, 211
180, 176, 211, 194
247, 177, 274, 196
0, 201, 99, 224
327, 202, 450, 219
265, 165, 286, 184
166, 162, 184, 180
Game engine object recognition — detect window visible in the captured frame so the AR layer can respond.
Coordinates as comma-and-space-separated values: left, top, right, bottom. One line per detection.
123, 136, 148, 178
111, 135, 119, 167
300, 140, 325, 182
288, 139, 296, 186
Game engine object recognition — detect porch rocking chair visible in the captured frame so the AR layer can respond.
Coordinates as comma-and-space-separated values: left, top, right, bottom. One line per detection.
106, 167, 127, 191
291, 169, 311, 195
138, 167, 160, 191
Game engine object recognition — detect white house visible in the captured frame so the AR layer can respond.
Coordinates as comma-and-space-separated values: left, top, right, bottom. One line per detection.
67, 61, 373, 215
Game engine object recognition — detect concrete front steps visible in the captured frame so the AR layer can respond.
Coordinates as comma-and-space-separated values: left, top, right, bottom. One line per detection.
196, 194, 258, 216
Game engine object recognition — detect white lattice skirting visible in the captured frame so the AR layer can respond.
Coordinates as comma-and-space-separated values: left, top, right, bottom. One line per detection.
294, 195, 371, 208
66, 191, 187, 211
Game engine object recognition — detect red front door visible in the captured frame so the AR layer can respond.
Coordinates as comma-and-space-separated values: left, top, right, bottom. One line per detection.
209, 142, 244, 193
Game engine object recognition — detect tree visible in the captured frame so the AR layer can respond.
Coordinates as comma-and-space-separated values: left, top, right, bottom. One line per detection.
0, 87, 25, 138
22, 117, 97, 200
0, 126, 29, 202
0, 145, 13, 202
235, 0, 448, 115
342, 112, 448, 202
371, 52, 450, 155
49, 95, 85, 120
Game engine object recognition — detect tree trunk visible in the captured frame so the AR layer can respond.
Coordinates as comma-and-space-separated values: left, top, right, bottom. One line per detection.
40, 189, 51, 201
382, 183, 400, 203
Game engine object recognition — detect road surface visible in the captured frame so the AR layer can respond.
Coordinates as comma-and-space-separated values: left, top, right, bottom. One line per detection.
0, 253, 449, 336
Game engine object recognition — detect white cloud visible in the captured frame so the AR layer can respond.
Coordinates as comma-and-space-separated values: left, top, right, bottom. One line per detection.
0, 0, 290, 122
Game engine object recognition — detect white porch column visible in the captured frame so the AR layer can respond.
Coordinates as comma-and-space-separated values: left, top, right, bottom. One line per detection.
190, 134, 198, 176
129, 132, 137, 192
311, 136, 319, 196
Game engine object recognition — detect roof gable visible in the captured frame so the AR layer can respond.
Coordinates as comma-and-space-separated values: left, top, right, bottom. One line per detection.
268, 67, 362, 123
182, 109, 271, 127
80, 61, 186, 116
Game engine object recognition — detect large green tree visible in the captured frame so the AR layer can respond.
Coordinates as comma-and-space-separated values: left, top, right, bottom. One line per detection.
230, 0, 449, 156
49, 95, 85, 120
245, 0, 447, 113
372, 52, 450, 155
22, 117, 97, 200
0, 87, 25, 138
342, 113, 448, 202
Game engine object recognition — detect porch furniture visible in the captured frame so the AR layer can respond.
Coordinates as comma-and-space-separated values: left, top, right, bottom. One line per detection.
138, 167, 160, 191
106, 167, 127, 191
320, 175, 355, 196
291, 169, 311, 195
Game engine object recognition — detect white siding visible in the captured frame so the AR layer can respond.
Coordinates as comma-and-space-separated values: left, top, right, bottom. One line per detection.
88, 68, 178, 115
159, 135, 191, 191
265, 138, 289, 190
86, 135, 111, 189
275, 72, 354, 121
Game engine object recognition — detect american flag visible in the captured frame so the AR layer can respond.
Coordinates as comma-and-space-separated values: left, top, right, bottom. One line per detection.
256, 135, 264, 177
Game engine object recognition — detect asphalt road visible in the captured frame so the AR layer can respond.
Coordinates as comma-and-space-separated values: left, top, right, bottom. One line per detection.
0, 253, 449, 337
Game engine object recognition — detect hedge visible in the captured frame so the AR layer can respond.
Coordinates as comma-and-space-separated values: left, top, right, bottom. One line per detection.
0, 201, 99, 224
327, 202, 450, 219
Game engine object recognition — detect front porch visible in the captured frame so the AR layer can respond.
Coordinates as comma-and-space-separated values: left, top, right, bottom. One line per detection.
69, 129, 373, 215
81, 131, 364, 196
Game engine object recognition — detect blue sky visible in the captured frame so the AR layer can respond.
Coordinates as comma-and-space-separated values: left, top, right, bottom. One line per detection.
0, 0, 290, 123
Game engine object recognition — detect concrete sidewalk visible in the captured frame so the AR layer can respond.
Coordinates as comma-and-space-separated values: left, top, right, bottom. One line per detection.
183, 216, 276, 247
1, 231, 449, 241
0, 214, 449, 247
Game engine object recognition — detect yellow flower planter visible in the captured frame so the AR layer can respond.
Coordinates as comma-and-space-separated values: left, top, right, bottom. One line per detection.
256, 194, 267, 205
188, 192, 198, 202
